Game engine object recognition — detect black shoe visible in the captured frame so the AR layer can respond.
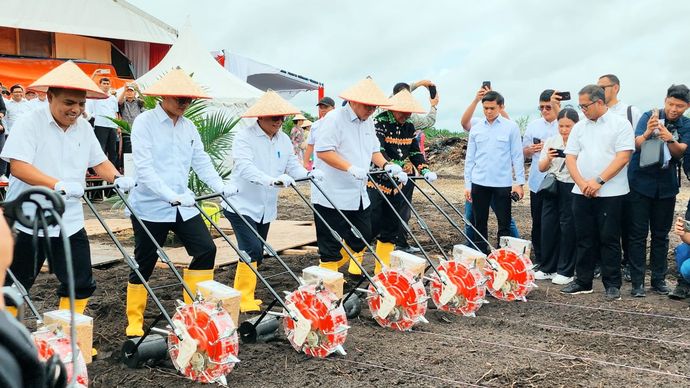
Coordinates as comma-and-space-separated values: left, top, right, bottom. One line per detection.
623, 266, 632, 283
630, 284, 646, 298
669, 282, 690, 300
593, 265, 601, 279
605, 287, 622, 301
651, 281, 670, 295
561, 282, 593, 295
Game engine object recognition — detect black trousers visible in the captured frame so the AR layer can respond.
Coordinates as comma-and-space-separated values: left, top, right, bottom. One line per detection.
572, 194, 624, 289
224, 211, 270, 265
129, 212, 216, 284
627, 190, 674, 286
620, 193, 632, 267
94, 125, 118, 166
471, 184, 511, 254
314, 202, 371, 262
368, 187, 404, 244
540, 181, 576, 276
6, 229, 96, 299
530, 190, 545, 266
395, 181, 415, 247
0, 134, 6, 175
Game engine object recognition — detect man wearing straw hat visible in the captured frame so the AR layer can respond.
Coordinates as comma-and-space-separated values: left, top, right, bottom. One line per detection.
0, 61, 135, 320
124, 68, 238, 337
224, 91, 322, 312
312, 77, 402, 275
368, 89, 438, 273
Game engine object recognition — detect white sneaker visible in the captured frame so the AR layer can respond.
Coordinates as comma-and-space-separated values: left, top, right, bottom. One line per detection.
0, 175, 8, 183
534, 271, 555, 280
552, 274, 574, 285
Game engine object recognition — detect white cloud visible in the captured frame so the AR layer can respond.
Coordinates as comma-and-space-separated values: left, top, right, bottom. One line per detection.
130, 0, 690, 130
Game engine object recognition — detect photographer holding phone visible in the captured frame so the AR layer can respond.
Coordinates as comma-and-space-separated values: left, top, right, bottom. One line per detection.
523, 90, 562, 271
627, 84, 690, 297
536, 108, 579, 285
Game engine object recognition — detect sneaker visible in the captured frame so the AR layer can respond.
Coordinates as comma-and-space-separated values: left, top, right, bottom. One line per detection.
396, 245, 421, 254
669, 282, 690, 300
552, 274, 574, 285
622, 266, 632, 282
0, 175, 8, 183
651, 281, 670, 295
630, 284, 646, 298
605, 287, 622, 301
593, 265, 601, 279
534, 271, 555, 280
561, 282, 593, 295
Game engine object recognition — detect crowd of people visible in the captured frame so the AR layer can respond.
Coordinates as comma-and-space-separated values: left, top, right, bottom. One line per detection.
1, 60, 690, 376
463, 74, 690, 301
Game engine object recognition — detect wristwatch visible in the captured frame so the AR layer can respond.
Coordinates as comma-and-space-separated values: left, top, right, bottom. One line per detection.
595, 176, 606, 185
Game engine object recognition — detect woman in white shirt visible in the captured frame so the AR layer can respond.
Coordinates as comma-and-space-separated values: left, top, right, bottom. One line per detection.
535, 108, 579, 284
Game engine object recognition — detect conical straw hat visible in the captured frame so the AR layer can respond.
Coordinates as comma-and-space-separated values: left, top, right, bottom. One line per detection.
29, 61, 108, 99
242, 90, 300, 118
143, 67, 211, 99
292, 113, 306, 121
339, 77, 391, 106
301, 119, 313, 128
386, 89, 426, 113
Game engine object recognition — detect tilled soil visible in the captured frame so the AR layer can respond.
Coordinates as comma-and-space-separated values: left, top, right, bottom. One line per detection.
24, 178, 690, 387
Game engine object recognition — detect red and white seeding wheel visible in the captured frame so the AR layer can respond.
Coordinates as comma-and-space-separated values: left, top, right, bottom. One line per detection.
32, 327, 89, 387
168, 300, 239, 384
367, 268, 428, 331
429, 260, 487, 316
283, 284, 348, 358
484, 248, 536, 301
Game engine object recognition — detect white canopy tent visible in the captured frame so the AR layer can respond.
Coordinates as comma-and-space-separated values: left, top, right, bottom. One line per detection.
219, 51, 322, 100
0, 0, 177, 44
135, 24, 262, 110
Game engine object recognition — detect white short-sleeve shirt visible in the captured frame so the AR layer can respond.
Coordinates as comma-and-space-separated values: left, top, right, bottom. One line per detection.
312, 104, 380, 210
609, 101, 642, 130
86, 95, 119, 128
564, 110, 635, 197
0, 106, 107, 237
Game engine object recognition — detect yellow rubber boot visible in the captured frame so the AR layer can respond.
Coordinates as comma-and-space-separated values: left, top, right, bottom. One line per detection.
182, 268, 214, 304
374, 240, 395, 274
5, 306, 17, 318
125, 283, 148, 337
346, 247, 366, 276
59, 297, 89, 314
336, 247, 350, 269
233, 262, 262, 312
319, 261, 340, 272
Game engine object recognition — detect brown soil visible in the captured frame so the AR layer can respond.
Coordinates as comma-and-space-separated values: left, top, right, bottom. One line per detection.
22, 150, 690, 387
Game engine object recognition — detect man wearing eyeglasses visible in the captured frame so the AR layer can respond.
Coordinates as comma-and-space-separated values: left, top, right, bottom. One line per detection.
124, 69, 238, 337
561, 85, 634, 300
522, 89, 561, 275
597, 74, 642, 283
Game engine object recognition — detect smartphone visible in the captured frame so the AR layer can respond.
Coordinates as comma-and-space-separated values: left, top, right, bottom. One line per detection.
684, 220, 690, 233
554, 149, 566, 158
429, 85, 437, 99
96, 69, 111, 75
510, 192, 520, 202
555, 91, 571, 101
482, 81, 491, 90
533, 137, 542, 144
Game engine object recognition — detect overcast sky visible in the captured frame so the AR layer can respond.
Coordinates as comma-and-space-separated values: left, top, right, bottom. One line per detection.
130, 0, 690, 131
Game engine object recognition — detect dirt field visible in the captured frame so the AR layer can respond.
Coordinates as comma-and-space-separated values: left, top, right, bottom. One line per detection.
22, 163, 690, 387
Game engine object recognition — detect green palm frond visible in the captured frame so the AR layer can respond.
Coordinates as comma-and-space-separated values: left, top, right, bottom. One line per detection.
105, 117, 132, 134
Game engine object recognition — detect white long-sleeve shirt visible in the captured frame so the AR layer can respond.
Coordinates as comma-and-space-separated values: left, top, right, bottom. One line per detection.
127, 104, 223, 222
85, 96, 119, 128
4, 99, 33, 132
225, 121, 308, 223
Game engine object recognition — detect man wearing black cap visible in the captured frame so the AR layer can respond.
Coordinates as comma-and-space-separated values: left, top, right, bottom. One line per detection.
304, 96, 336, 169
